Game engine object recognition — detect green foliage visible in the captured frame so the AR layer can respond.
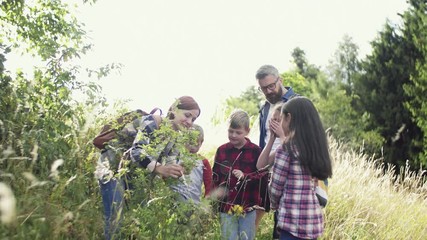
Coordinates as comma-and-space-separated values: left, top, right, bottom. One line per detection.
212, 86, 263, 127
120, 170, 219, 239
281, 70, 312, 97
326, 35, 360, 88
108, 123, 219, 239
0, 0, 106, 238
353, 19, 423, 169
0, 0, 90, 61
315, 89, 384, 152
1, 0, 426, 239
402, 0, 427, 167
291, 47, 321, 81
0, 58, 104, 239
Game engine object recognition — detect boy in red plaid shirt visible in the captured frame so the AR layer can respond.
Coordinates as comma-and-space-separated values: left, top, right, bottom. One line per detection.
212, 110, 263, 240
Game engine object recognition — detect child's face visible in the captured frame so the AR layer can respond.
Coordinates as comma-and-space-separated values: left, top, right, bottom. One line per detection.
227, 126, 249, 148
272, 110, 281, 122
188, 136, 203, 154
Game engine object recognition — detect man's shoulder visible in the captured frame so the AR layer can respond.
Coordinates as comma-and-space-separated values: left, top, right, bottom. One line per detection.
282, 86, 299, 102
259, 100, 269, 110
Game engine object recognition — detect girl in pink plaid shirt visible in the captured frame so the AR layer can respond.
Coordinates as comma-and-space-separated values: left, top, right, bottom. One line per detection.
269, 96, 332, 240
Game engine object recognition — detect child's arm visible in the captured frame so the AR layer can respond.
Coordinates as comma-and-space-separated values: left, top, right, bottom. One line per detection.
257, 118, 284, 170
256, 133, 276, 170
202, 158, 213, 197
235, 148, 268, 180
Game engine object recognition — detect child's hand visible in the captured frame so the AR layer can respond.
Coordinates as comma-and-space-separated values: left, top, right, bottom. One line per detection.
270, 119, 285, 139
154, 164, 184, 178
232, 169, 244, 180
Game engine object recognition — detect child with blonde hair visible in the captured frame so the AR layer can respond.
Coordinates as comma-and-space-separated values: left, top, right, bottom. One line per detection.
171, 124, 212, 203
212, 110, 263, 240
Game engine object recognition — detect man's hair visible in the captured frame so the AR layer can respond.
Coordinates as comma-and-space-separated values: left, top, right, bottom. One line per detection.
256, 64, 280, 80
228, 110, 250, 130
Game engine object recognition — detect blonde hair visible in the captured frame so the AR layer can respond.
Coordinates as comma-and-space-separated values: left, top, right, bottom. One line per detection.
192, 124, 204, 140
228, 110, 250, 130
273, 103, 283, 114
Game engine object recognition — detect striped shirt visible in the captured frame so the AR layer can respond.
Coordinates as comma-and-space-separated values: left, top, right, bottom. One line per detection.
269, 145, 324, 239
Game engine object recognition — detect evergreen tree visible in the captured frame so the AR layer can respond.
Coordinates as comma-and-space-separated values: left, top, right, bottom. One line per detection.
353, 19, 423, 169
402, 0, 427, 167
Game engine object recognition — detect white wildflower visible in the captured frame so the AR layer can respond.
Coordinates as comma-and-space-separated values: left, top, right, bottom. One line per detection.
49, 159, 64, 180
78, 200, 90, 211
30, 143, 39, 163
65, 175, 77, 187
0, 172, 14, 180
1, 146, 15, 163
0, 182, 16, 224
23, 172, 49, 189
22, 172, 38, 182
63, 211, 73, 221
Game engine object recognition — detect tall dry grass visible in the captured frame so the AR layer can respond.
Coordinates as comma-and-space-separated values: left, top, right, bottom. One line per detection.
323, 139, 427, 239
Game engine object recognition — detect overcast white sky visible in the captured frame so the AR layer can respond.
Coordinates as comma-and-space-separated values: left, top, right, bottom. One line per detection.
72, 0, 408, 149
8, 0, 409, 150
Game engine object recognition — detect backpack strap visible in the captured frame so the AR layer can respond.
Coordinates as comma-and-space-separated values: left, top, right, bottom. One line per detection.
149, 107, 162, 115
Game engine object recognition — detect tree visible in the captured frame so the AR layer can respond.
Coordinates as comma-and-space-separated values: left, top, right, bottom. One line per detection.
327, 35, 360, 94
402, 0, 427, 167
353, 19, 423, 169
212, 86, 263, 127
1, 0, 104, 238
291, 47, 321, 81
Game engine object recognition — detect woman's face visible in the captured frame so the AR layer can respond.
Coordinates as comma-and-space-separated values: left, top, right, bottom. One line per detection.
171, 109, 200, 130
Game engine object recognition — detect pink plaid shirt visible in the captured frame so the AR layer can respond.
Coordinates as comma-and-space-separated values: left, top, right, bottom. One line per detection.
269, 145, 324, 239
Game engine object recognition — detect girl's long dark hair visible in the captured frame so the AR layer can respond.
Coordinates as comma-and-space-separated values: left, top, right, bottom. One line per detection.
282, 96, 332, 180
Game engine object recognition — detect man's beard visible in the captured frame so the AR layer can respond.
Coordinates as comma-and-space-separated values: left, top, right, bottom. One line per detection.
266, 87, 283, 104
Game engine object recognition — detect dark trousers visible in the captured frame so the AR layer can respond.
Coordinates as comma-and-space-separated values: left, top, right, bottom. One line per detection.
279, 229, 317, 240
273, 210, 280, 239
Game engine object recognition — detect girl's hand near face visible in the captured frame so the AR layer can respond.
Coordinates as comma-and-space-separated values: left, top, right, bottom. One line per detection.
269, 119, 284, 139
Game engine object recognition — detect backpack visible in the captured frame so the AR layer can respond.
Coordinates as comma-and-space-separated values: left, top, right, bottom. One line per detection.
314, 178, 328, 208
93, 108, 162, 150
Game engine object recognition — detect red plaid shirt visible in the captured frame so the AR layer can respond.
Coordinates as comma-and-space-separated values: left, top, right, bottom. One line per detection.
212, 138, 263, 213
